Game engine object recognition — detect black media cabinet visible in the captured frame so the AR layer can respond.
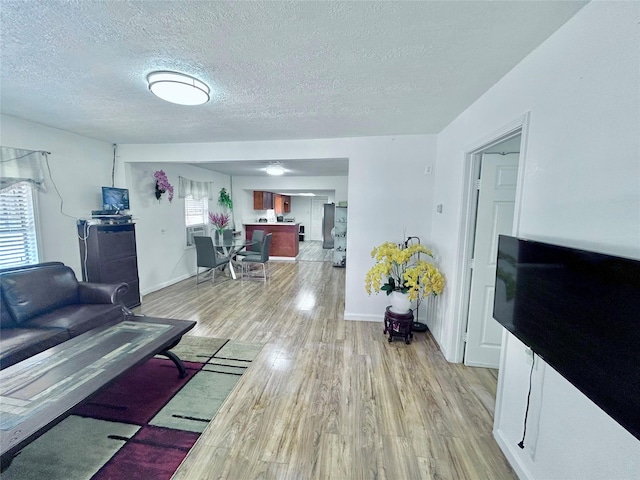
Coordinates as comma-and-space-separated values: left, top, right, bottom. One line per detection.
78, 223, 141, 308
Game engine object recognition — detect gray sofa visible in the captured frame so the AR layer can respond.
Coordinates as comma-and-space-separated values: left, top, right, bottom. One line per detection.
0, 262, 128, 369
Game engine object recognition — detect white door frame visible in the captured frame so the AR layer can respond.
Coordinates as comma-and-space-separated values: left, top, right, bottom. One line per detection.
450, 112, 531, 364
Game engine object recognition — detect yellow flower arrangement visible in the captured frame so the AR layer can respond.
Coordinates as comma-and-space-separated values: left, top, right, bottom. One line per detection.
364, 241, 445, 302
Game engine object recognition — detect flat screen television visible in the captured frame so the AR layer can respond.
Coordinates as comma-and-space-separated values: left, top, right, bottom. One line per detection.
493, 235, 640, 441
102, 187, 130, 211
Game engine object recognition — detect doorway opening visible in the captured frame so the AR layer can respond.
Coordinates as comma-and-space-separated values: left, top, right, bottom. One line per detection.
463, 135, 521, 368
454, 114, 530, 369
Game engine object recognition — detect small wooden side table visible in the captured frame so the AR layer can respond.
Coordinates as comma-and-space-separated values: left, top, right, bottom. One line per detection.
383, 306, 414, 344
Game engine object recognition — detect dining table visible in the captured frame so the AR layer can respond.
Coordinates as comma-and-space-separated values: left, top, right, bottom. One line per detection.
211, 238, 256, 280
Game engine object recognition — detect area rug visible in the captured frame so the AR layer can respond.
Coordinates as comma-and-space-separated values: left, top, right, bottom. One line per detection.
2, 336, 263, 480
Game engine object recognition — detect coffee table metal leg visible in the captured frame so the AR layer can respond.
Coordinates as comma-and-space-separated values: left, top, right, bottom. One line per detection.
1, 453, 14, 472
158, 349, 188, 378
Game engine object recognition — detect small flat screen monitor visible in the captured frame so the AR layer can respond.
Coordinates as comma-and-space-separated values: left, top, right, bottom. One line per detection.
102, 187, 130, 211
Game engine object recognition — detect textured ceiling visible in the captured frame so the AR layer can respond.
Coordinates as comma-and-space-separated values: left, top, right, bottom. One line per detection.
0, 1, 586, 148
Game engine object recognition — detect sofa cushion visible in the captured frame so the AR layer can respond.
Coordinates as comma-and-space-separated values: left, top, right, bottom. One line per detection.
25, 304, 124, 337
0, 263, 67, 329
0, 291, 18, 329
1, 265, 80, 324
0, 327, 70, 369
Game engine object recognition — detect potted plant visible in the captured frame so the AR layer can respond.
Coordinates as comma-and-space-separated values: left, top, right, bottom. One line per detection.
364, 241, 445, 313
218, 188, 233, 210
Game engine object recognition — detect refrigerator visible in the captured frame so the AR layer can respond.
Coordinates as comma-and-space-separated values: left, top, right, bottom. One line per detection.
322, 203, 335, 249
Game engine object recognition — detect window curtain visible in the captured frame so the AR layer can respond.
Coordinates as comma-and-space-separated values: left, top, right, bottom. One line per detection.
0, 146, 47, 193
178, 176, 213, 201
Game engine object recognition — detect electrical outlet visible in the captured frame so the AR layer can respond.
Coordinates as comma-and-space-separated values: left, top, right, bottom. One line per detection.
424, 165, 433, 175
525, 347, 534, 365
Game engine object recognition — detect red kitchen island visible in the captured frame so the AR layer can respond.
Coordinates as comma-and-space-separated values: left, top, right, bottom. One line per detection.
244, 223, 300, 258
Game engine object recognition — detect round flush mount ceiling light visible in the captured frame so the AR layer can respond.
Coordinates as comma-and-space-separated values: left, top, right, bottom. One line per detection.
147, 71, 210, 106
266, 164, 285, 176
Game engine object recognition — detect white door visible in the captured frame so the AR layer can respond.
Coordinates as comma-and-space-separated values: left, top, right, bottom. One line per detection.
464, 153, 518, 367
310, 197, 327, 241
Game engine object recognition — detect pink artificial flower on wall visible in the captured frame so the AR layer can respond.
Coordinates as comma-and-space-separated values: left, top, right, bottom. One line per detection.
154, 170, 174, 202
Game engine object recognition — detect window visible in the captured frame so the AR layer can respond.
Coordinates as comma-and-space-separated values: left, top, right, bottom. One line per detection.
185, 194, 208, 227
0, 182, 39, 268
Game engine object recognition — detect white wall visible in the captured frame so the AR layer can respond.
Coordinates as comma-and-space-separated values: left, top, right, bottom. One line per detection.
125, 162, 230, 295
431, 2, 640, 478
345, 135, 438, 320
289, 196, 311, 238
118, 135, 437, 321
0, 115, 115, 276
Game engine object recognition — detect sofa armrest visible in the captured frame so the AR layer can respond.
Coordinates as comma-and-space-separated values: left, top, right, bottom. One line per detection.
78, 282, 129, 305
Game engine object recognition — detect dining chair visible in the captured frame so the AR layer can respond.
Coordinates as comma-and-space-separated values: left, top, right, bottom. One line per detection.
236, 229, 265, 258
241, 233, 272, 281
194, 236, 230, 284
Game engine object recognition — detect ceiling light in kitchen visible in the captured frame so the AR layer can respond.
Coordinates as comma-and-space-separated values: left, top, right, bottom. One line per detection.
266, 164, 285, 176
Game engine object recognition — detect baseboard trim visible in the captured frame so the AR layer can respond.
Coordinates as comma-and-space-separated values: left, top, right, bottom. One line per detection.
140, 273, 192, 297
343, 312, 383, 322
494, 427, 533, 480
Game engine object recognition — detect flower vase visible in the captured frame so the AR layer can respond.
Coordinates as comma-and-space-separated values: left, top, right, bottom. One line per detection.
214, 229, 226, 245
389, 291, 411, 314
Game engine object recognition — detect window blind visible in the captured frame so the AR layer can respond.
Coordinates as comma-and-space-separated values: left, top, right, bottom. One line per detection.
185, 194, 208, 227
0, 182, 39, 268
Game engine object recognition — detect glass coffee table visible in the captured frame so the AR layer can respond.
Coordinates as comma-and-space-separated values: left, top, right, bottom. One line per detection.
0, 315, 195, 470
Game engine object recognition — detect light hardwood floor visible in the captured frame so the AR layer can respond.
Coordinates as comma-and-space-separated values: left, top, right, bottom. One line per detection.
137, 259, 516, 479
296, 240, 334, 262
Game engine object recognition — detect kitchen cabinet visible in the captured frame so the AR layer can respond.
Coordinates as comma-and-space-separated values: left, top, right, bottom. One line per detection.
274, 194, 284, 214
244, 223, 300, 257
253, 191, 291, 213
253, 191, 273, 210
